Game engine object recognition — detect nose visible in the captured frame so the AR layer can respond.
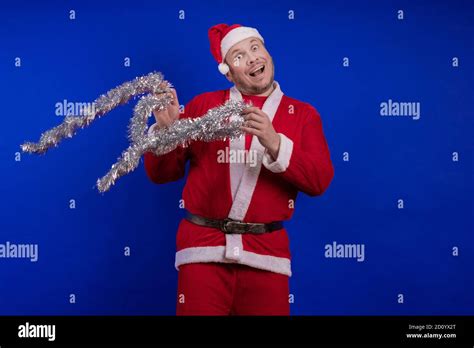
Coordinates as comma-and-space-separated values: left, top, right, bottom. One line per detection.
247, 52, 259, 66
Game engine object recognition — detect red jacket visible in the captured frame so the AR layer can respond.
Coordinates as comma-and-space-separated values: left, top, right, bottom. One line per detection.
144, 82, 334, 276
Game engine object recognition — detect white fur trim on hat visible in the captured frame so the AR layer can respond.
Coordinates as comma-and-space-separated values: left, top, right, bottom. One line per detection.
220, 26, 264, 63
218, 62, 229, 74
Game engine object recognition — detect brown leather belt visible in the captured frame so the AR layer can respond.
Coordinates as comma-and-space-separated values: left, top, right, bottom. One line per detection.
184, 211, 284, 234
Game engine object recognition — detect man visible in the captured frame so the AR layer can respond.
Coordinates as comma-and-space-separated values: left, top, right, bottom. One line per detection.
144, 23, 334, 315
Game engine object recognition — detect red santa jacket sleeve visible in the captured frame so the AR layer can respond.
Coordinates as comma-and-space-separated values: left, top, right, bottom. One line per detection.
262, 105, 335, 197
143, 98, 196, 184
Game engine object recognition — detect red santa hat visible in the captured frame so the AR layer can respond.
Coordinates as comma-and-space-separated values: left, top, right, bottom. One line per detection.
208, 23, 264, 75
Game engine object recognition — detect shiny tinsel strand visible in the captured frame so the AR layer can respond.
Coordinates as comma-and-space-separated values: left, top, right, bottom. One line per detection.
20, 71, 172, 154
20, 71, 248, 193
96, 99, 247, 193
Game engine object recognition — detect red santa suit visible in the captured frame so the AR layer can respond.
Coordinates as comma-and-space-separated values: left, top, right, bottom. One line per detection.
144, 82, 334, 300
143, 23, 334, 315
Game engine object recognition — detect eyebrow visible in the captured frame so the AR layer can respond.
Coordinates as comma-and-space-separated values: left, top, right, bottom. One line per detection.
229, 48, 243, 59
229, 39, 260, 58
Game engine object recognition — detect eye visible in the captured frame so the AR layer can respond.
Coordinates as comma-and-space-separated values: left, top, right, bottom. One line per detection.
233, 54, 243, 66
251, 45, 259, 51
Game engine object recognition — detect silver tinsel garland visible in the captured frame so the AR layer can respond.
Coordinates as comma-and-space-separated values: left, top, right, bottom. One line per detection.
20, 71, 247, 193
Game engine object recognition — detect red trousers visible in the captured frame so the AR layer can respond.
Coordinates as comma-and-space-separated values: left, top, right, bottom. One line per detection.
176, 262, 290, 315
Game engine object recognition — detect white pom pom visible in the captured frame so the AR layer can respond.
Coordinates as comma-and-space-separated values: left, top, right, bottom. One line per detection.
218, 63, 229, 75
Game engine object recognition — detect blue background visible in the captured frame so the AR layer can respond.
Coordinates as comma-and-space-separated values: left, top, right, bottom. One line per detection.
0, 0, 473, 315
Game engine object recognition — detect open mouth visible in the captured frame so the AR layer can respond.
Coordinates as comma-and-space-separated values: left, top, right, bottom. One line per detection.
249, 65, 265, 77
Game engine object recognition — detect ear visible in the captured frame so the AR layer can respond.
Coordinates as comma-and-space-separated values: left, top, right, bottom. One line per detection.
225, 71, 233, 83
223, 57, 234, 82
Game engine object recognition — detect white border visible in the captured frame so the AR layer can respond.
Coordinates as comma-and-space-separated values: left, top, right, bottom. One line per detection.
221, 27, 264, 61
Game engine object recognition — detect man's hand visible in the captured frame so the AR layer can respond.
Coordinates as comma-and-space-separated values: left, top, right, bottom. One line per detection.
152, 87, 180, 129
240, 107, 281, 160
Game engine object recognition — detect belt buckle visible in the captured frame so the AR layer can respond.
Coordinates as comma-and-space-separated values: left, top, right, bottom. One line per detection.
221, 218, 247, 234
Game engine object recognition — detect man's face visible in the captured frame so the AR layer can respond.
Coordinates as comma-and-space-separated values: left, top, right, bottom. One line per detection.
224, 37, 275, 96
